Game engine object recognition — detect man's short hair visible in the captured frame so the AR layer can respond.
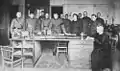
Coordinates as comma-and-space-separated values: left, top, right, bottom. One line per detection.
16, 12, 22, 14
54, 13, 58, 15
73, 13, 78, 17
78, 13, 82, 15
65, 14, 68, 16
45, 13, 49, 15
91, 14, 97, 17
97, 12, 101, 15
83, 11, 87, 13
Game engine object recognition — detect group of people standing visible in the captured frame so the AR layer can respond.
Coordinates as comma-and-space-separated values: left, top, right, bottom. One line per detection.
10, 10, 105, 37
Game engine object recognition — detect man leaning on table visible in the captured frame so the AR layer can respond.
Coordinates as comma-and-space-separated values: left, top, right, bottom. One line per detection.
50, 13, 67, 35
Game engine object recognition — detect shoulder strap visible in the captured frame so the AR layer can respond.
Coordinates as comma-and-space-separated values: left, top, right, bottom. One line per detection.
15, 18, 22, 25
15, 18, 19, 23
15, 18, 23, 28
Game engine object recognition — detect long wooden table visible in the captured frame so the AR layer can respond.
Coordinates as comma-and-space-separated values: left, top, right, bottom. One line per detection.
10, 36, 81, 41
10, 36, 94, 68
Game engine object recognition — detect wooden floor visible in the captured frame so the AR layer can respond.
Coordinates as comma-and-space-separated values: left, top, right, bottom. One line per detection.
0, 49, 91, 71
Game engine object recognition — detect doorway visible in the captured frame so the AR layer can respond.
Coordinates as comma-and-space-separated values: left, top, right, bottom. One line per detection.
51, 6, 63, 18
9, 5, 19, 38
10, 5, 19, 19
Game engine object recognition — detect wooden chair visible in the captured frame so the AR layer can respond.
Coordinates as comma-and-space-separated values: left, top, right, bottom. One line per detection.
22, 41, 35, 67
56, 42, 68, 54
1, 46, 22, 68
56, 42, 69, 66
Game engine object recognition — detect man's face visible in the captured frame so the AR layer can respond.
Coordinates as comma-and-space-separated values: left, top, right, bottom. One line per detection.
29, 13, 34, 18
83, 11, 88, 17
41, 12, 44, 16
78, 13, 82, 18
91, 16, 97, 21
54, 14, 58, 19
65, 14, 68, 19
45, 13, 49, 19
97, 12, 101, 18
16, 12, 22, 18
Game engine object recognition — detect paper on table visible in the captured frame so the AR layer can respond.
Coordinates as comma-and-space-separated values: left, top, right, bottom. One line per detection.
85, 36, 94, 40
21, 31, 29, 37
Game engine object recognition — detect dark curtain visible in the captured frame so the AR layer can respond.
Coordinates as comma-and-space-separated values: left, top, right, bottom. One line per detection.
0, 0, 11, 45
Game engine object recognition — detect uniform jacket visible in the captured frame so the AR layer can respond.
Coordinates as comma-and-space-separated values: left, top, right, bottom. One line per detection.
78, 18, 83, 33
26, 18, 37, 31
63, 19, 71, 33
35, 19, 42, 31
82, 16, 92, 36
41, 18, 51, 30
10, 18, 23, 33
90, 20, 98, 36
50, 18, 64, 34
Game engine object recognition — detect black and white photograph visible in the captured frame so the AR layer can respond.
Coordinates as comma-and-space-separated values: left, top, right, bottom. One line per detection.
0, 0, 120, 71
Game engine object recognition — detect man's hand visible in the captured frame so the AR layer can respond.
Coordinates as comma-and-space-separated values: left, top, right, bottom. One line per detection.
85, 36, 94, 40
64, 32, 71, 36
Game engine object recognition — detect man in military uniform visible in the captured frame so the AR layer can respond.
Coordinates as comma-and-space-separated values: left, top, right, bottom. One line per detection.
34, 9, 42, 32
78, 13, 83, 33
39, 11, 45, 20
82, 11, 92, 36
50, 13, 66, 35
78, 13, 82, 19
90, 14, 98, 36
41, 13, 51, 35
26, 13, 37, 30
26, 12, 38, 37
10, 12, 24, 38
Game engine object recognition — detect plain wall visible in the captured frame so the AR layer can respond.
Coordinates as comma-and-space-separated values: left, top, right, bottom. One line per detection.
114, 0, 120, 24
50, 0, 111, 5
50, 0, 115, 24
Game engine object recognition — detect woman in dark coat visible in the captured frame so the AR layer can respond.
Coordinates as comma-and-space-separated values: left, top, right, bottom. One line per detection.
91, 23, 112, 71
70, 14, 82, 36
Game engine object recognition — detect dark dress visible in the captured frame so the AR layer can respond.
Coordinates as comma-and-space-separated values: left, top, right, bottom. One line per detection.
63, 19, 71, 33
70, 20, 81, 36
82, 16, 92, 36
78, 18, 83, 33
91, 33, 111, 71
